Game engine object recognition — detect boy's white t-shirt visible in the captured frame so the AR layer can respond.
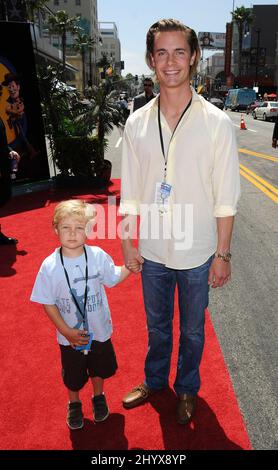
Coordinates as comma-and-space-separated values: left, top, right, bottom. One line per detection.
30, 245, 121, 345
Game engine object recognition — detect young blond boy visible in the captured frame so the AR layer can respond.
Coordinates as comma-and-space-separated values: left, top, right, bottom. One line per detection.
31, 199, 135, 430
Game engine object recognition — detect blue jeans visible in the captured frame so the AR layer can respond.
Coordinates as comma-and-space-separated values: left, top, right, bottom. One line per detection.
141, 256, 213, 395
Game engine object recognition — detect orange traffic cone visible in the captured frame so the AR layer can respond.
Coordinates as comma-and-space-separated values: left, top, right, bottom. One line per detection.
240, 114, 247, 130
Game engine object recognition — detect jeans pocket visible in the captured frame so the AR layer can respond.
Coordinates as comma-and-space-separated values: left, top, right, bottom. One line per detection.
185, 255, 214, 282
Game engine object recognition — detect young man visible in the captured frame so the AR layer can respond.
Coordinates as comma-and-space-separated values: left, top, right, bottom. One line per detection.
119, 19, 240, 424
133, 77, 156, 112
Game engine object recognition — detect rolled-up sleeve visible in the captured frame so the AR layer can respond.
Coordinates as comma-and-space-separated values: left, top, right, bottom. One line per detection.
119, 119, 141, 215
212, 115, 241, 217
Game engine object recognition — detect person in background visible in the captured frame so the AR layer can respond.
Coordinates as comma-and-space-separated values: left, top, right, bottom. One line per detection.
0, 116, 20, 245
119, 96, 130, 122
120, 19, 240, 425
272, 116, 278, 148
133, 77, 156, 112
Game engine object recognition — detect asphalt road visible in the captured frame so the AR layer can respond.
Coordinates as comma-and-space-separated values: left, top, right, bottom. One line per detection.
105, 108, 278, 450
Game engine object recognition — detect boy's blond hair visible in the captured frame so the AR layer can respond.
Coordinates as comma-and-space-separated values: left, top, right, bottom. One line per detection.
53, 199, 95, 228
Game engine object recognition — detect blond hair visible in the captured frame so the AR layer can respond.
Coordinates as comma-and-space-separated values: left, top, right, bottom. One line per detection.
145, 19, 200, 80
52, 199, 95, 228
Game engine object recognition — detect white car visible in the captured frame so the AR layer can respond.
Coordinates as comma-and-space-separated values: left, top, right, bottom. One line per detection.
252, 101, 278, 121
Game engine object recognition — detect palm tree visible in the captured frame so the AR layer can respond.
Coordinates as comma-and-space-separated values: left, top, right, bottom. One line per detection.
232, 6, 253, 80
74, 32, 98, 95
25, 0, 49, 22
38, 65, 124, 183
97, 54, 112, 76
48, 10, 80, 81
94, 88, 121, 162
78, 85, 123, 162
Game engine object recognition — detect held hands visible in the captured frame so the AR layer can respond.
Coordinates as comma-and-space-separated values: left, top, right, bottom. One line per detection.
124, 246, 144, 274
65, 328, 89, 348
127, 256, 144, 273
208, 257, 231, 288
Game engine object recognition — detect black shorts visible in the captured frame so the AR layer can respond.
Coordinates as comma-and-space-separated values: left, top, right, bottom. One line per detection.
59, 339, 118, 391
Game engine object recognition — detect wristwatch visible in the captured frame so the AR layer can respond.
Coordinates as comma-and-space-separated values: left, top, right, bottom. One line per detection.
214, 252, 232, 262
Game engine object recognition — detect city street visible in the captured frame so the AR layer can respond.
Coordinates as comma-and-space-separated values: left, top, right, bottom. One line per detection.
105, 110, 278, 450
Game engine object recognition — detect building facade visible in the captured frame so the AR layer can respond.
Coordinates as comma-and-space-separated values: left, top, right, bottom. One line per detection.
231, 4, 278, 94
0, 0, 77, 76
46, 0, 101, 90
98, 22, 122, 76
197, 52, 226, 96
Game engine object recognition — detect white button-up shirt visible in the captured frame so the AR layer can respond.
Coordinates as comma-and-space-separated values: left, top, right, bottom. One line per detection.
119, 88, 240, 269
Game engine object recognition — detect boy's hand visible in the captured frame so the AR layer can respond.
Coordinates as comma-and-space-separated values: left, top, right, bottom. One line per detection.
123, 243, 144, 274
65, 328, 89, 348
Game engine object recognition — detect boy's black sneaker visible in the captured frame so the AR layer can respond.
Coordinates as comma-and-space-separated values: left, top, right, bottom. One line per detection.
92, 394, 109, 422
66, 401, 84, 430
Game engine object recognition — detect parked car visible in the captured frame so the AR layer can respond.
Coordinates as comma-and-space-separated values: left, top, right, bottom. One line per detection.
209, 97, 224, 110
246, 100, 261, 114
252, 101, 278, 121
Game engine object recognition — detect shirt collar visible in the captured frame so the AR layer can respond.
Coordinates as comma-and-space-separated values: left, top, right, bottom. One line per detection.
146, 86, 205, 113
191, 86, 206, 107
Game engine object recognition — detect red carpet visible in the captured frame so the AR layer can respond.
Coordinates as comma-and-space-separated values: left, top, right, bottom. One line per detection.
0, 180, 252, 450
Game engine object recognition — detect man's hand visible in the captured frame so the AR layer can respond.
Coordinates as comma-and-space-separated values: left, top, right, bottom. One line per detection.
272, 138, 277, 149
125, 248, 144, 273
127, 256, 144, 273
208, 258, 231, 288
122, 241, 144, 273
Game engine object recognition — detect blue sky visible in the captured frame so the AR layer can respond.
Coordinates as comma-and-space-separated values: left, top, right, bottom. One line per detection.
98, 0, 278, 75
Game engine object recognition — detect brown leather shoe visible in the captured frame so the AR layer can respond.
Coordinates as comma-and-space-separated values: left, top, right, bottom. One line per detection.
177, 394, 197, 424
122, 383, 150, 409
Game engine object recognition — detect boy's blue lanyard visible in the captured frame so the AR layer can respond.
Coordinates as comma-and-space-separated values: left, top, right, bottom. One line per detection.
59, 246, 88, 329
158, 95, 192, 181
